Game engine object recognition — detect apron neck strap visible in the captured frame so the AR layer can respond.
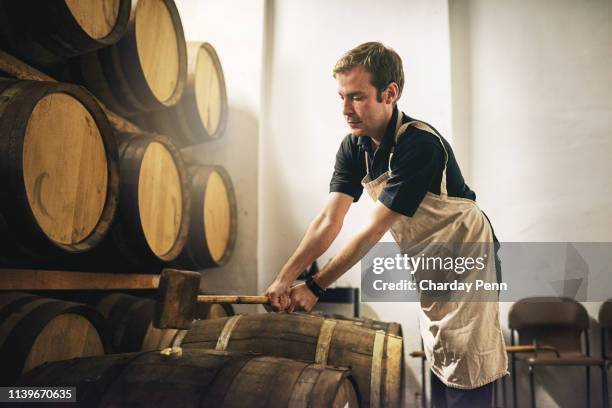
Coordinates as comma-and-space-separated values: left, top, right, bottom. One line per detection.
389, 113, 449, 197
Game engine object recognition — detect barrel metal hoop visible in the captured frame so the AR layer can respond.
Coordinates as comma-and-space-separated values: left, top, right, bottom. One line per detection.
315, 319, 337, 365
370, 330, 386, 408
215, 315, 242, 351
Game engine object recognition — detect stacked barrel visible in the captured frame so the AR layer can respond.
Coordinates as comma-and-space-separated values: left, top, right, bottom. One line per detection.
0, 0, 236, 273
0, 1, 405, 407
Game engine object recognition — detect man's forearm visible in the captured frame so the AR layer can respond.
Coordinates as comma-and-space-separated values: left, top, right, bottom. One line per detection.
313, 222, 387, 289
275, 214, 342, 285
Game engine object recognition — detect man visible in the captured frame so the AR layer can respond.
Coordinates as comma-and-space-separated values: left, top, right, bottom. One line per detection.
265, 42, 507, 407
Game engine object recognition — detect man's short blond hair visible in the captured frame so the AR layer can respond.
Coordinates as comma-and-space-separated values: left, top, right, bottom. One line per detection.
333, 42, 404, 102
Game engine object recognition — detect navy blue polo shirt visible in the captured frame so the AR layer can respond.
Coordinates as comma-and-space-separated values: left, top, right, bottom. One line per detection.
329, 107, 476, 217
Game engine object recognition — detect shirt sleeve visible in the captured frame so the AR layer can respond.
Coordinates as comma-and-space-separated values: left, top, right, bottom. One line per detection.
329, 135, 365, 202
378, 132, 444, 217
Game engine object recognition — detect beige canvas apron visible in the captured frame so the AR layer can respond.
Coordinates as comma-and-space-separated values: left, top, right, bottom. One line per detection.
362, 112, 508, 389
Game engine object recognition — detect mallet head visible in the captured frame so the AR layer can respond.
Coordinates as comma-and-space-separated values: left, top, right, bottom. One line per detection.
154, 268, 201, 330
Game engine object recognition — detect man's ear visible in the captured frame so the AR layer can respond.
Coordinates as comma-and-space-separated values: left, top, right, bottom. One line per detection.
386, 83, 399, 104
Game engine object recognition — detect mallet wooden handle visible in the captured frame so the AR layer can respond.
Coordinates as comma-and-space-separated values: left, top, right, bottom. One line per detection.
197, 295, 270, 304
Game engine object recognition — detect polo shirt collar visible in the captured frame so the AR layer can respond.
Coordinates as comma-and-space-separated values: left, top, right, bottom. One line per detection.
356, 106, 399, 153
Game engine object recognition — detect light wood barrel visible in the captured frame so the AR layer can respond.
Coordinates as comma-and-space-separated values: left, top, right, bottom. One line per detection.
0, 79, 119, 257
0, 292, 106, 385
172, 165, 237, 270
0, 0, 130, 67
19, 349, 359, 407
310, 312, 403, 337
79, 133, 190, 272
137, 42, 228, 146
95, 293, 182, 352
72, 0, 187, 116
182, 313, 404, 408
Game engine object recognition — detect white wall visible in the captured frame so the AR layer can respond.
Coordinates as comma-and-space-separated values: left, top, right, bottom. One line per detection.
450, 0, 612, 406
259, 0, 453, 404
174, 0, 264, 312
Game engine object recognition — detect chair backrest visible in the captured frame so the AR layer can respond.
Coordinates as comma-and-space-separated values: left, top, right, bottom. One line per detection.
508, 297, 589, 353
599, 299, 612, 357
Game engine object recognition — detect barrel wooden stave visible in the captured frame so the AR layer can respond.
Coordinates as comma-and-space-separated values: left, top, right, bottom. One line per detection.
0, 292, 106, 385
136, 41, 228, 146
0, 79, 119, 259
173, 165, 237, 270
0, 0, 130, 67
63, 132, 190, 273
95, 292, 181, 352
18, 349, 359, 407
182, 313, 404, 408
71, 0, 187, 115
310, 311, 404, 337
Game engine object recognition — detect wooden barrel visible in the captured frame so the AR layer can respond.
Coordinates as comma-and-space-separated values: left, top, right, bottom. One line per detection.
181, 313, 404, 408
77, 132, 190, 272
19, 349, 360, 407
0, 292, 106, 385
172, 165, 237, 270
72, 0, 187, 116
137, 42, 228, 146
310, 312, 403, 337
195, 303, 234, 320
0, 0, 130, 67
95, 293, 183, 352
0, 79, 119, 258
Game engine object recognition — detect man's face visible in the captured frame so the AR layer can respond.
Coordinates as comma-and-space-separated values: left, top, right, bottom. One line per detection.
336, 66, 392, 138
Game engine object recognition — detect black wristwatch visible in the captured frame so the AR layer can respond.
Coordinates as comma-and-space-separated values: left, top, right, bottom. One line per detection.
305, 277, 326, 298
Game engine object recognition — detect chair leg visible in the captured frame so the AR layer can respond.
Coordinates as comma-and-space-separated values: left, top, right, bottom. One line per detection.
586, 366, 591, 408
529, 365, 536, 408
511, 354, 517, 408
502, 375, 507, 408
603, 364, 609, 408
421, 357, 427, 408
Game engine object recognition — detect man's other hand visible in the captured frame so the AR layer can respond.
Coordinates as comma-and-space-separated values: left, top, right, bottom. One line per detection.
287, 283, 318, 313
264, 279, 291, 311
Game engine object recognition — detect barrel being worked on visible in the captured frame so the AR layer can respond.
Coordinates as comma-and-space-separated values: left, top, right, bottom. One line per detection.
0, 292, 106, 385
173, 165, 237, 270
79, 132, 190, 272
310, 311, 403, 337
73, 0, 187, 116
0, 0, 130, 67
0, 79, 119, 258
182, 312, 404, 408
137, 41, 228, 146
19, 349, 359, 407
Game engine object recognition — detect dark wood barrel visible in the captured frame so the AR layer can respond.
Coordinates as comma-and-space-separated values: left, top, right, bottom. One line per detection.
172, 165, 237, 270
71, 0, 187, 116
0, 292, 106, 385
0, 79, 119, 258
94, 293, 183, 352
18, 349, 360, 407
0, 0, 130, 67
195, 302, 234, 320
310, 312, 403, 337
136, 41, 228, 146
74, 132, 190, 272
181, 313, 404, 408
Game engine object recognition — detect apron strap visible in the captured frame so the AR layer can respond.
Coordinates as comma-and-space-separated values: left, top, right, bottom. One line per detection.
389, 112, 449, 197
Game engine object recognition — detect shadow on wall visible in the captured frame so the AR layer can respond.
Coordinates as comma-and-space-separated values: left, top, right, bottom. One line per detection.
185, 107, 259, 314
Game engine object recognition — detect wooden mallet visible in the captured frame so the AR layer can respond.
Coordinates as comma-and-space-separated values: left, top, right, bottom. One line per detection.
154, 268, 270, 331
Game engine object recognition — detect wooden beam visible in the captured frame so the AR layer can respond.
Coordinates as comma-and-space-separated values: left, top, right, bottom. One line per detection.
0, 269, 160, 290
